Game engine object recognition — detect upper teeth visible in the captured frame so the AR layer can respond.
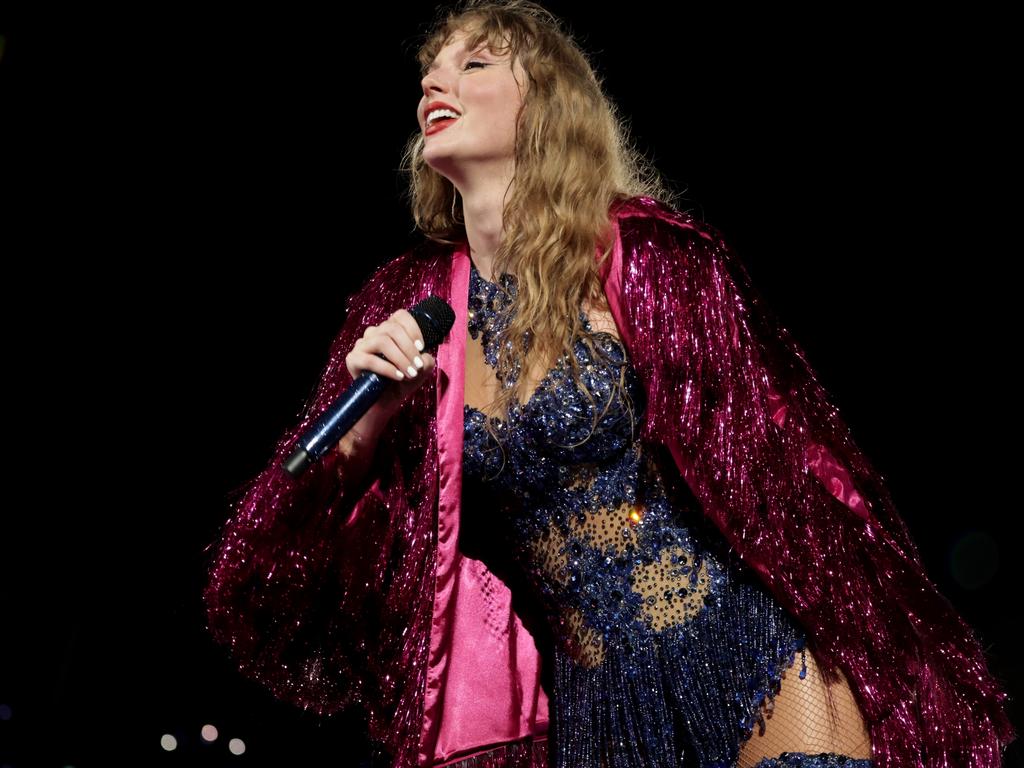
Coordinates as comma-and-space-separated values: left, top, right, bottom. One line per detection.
427, 108, 460, 124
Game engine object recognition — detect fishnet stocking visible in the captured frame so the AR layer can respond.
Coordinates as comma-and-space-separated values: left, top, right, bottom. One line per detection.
736, 645, 873, 767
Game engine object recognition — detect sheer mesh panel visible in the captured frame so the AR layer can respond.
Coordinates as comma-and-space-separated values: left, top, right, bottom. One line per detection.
737, 646, 873, 767
526, 492, 712, 670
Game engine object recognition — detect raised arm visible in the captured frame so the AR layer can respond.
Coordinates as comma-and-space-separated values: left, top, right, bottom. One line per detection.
202, 253, 421, 717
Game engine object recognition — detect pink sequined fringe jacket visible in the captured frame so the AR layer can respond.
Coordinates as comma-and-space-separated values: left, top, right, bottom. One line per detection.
203, 196, 1015, 768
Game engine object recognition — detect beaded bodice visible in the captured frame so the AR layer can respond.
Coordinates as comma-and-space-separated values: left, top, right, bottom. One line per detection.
463, 262, 646, 493
465, 260, 769, 653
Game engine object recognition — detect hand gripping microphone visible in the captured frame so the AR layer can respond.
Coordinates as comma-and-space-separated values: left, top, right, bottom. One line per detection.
282, 295, 455, 478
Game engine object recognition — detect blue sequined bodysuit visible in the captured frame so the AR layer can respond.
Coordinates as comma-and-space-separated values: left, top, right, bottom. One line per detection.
461, 263, 868, 768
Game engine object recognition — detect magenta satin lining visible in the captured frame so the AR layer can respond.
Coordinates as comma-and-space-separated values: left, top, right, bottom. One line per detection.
420, 225, 625, 766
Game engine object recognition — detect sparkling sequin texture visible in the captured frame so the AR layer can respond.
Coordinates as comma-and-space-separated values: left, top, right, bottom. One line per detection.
202, 248, 452, 767
751, 755, 871, 768
203, 196, 1016, 768
464, 261, 811, 768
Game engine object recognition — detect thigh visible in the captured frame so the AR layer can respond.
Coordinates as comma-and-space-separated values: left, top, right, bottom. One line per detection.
736, 646, 873, 768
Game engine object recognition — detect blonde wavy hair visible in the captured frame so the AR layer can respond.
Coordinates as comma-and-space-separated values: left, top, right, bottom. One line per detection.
400, 0, 684, 459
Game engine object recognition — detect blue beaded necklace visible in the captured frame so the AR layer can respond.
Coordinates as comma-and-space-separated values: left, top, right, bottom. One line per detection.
467, 261, 530, 392
467, 259, 631, 409
467, 261, 518, 341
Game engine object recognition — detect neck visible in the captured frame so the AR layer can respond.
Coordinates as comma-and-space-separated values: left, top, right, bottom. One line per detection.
447, 163, 515, 282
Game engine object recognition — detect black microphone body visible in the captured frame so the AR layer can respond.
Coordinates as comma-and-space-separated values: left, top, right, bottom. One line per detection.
282, 295, 455, 478
281, 368, 388, 477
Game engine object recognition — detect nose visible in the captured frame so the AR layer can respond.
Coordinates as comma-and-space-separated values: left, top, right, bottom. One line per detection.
421, 67, 451, 99
420, 70, 452, 122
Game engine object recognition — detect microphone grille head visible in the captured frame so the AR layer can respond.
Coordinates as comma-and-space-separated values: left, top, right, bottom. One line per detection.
409, 295, 455, 350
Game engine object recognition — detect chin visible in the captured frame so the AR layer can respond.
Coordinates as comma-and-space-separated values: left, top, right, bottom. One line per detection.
423, 152, 460, 179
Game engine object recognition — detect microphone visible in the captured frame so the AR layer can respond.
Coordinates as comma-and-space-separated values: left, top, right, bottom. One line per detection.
282, 295, 455, 478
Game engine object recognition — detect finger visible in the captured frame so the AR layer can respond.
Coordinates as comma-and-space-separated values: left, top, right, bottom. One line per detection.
372, 333, 420, 379
383, 314, 426, 373
392, 310, 427, 356
349, 349, 406, 381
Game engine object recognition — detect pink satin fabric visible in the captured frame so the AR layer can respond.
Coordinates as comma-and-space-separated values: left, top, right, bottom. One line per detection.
423, 240, 550, 764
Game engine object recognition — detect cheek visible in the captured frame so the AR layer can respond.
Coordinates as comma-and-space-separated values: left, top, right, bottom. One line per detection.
494, 95, 523, 135
464, 80, 522, 140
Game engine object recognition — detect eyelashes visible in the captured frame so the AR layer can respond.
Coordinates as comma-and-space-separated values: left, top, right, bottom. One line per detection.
420, 59, 488, 78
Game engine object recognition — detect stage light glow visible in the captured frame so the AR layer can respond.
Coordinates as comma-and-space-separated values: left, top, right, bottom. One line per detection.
201, 724, 219, 742
160, 734, 178, 751
228, 737, 246, 755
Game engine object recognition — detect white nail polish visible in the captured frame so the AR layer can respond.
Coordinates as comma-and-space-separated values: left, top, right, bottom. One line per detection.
395, 369, 404, 379
415, 339, 424, 352
414, 356, 424, 369
407, 365, 418, 377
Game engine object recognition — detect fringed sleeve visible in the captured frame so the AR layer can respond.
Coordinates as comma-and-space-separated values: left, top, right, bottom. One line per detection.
766, 387, 871, 521
614, 197, 1016, 768
202, 246, 450, 768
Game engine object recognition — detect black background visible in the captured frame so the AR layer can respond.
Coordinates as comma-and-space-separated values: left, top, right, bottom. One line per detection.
1, 3, 1019, 766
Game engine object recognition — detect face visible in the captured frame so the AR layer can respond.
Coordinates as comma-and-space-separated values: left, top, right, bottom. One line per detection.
418, 28, 527, 180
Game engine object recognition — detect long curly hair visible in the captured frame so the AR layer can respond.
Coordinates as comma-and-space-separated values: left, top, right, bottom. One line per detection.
400, 0, 684, 454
